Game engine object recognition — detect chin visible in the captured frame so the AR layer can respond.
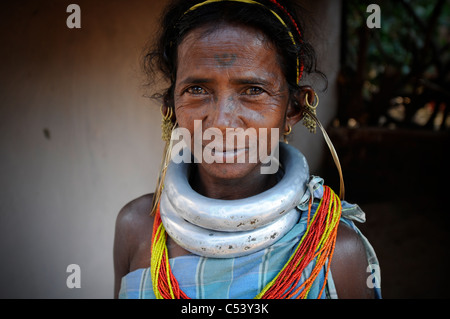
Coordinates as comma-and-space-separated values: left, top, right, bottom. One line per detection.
198, 161, 262, 182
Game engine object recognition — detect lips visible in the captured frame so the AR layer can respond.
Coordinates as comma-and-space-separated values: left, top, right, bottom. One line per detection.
211, 148, 247, 156
204, 146, 248, 162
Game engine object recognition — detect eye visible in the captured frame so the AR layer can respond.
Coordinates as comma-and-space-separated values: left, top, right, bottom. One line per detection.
186, 86, 208, 95
242, 87, 265, 95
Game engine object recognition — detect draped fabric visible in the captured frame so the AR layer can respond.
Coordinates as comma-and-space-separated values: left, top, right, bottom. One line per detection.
119, 186, 381, 299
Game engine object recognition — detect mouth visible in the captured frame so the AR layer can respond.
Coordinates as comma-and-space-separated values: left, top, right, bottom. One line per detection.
204, 147, 249, 162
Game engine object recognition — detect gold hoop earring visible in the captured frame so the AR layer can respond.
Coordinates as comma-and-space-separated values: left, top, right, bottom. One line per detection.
151, 105, 177, 216
303, 92, 319, 133
300, 93, 345, 199
283, 124, 292, 144
160, 105, 174, 142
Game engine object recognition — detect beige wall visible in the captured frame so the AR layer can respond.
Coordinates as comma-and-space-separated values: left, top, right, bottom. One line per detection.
0, 0, 341, 298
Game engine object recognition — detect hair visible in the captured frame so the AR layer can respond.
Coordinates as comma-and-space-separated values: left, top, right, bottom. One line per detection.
143, 0, 326, 107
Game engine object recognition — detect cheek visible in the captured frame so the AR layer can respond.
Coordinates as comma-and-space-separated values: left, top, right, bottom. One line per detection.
245, 106, 286, 131
175, 103, 205, 131
174, 105, 207, 154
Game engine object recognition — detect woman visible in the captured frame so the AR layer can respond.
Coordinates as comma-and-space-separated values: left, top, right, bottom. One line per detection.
114, 0, 381, 299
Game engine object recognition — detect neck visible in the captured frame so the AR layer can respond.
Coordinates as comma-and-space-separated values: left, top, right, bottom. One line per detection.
190, 164, 279, 200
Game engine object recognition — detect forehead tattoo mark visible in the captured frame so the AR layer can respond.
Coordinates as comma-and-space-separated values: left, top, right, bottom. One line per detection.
214, 53, 237, 68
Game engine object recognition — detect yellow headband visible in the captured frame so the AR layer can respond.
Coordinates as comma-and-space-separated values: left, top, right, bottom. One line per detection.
183, 0, 301, 84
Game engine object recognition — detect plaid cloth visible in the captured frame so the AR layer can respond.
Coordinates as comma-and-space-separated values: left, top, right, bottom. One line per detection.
119, 188, 381, 299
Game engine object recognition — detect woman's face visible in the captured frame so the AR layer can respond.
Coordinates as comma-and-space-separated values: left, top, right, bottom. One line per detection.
174, 23, 297, 181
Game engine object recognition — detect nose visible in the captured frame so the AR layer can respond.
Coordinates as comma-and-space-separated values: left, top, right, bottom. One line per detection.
209, 93, 241, 132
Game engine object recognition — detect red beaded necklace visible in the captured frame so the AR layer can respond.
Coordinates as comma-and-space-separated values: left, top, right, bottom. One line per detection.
150, 185, 341, 299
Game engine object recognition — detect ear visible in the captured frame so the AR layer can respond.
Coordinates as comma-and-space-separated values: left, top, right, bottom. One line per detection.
284, 86, 316, 131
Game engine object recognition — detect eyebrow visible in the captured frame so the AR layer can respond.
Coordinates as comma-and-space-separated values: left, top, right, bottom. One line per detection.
178, 77, 212, 86
230, 77, 272, 86
178, 76, 273, 87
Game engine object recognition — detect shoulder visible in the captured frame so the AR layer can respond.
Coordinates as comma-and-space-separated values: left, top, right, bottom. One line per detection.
113, 193, 155, 298
330, 221, 375, 298
115, 193, 155, 232
114, 194, 155, 251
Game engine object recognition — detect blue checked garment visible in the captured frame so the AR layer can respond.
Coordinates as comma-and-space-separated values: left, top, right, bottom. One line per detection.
119, 184, 382, 299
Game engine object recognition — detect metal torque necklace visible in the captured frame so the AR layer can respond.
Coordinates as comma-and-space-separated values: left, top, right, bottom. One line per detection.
159, 143, 310, 258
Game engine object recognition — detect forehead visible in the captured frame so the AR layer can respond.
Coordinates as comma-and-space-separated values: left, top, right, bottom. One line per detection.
177, 23, 282, 76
